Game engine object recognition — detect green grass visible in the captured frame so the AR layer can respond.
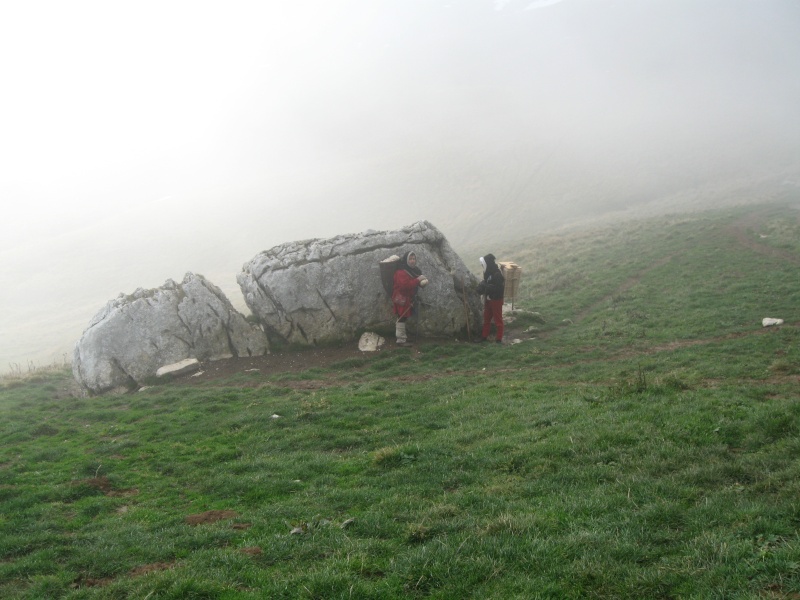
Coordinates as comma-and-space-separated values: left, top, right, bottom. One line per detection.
2, 201, 800, 598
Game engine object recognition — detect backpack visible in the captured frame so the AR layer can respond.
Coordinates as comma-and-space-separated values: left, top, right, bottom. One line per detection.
484, 270, 505, 300
378, 255, 401, 297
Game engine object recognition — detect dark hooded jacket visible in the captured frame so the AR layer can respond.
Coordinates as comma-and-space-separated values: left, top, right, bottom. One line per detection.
480, 254, 505, 301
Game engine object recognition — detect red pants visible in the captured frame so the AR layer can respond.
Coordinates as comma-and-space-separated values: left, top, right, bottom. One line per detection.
482, 299, 504, 341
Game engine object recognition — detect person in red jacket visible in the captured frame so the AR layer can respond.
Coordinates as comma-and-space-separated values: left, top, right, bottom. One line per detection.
392, 251, 428, 345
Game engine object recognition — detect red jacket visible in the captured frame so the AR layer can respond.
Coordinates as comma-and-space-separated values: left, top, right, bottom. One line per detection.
392, 269, 420, 318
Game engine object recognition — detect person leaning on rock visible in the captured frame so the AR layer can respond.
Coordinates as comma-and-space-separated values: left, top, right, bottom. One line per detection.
392, 251, 428, 345
476, 253, 505, 343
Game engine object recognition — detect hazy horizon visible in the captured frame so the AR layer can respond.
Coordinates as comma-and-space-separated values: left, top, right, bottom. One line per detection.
2, 0, 799, 373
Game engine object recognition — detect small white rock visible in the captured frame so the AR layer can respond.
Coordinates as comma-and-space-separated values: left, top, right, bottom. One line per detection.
762, 318, 784, 327
358, 331, 386, 352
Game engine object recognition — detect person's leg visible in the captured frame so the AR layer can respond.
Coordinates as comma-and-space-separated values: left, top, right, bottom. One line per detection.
492, 300, 504, 342
396, 318, 408, 345
481, 302, 492, 340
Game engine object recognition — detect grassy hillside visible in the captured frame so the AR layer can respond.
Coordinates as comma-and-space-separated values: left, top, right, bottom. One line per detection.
2, 202, 799, 599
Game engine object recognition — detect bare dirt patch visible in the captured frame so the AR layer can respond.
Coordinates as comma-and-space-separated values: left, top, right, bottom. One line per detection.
71, 562, 176, 589
71, 476, 138, 497
71, 574, 114, 588
185, 509, 239, 526
168, 328, 531, 388
129, 562, 175, 576
177, 345, 373, 385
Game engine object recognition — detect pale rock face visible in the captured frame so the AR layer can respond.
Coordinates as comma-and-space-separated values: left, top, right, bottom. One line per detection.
73, 273, 267, 394
237, 221, 482, 346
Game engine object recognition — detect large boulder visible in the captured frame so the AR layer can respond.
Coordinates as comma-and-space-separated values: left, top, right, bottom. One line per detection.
73, 273, 267, 394
237, 221, 482, 346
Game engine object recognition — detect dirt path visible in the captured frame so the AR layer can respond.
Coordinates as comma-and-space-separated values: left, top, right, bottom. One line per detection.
171, 313, 797, 392
175, 329, 527, 388
573, 254, 676, 325
167, 206, 798, 390
727, 208, 800, 265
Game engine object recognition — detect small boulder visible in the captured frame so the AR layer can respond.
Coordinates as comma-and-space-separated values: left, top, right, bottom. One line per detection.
358, 332, 385, 352
73, 273, 267, 394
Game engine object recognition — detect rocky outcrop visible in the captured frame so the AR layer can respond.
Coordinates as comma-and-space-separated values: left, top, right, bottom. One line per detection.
73, 273, 267, 394
237, 221, 482, 346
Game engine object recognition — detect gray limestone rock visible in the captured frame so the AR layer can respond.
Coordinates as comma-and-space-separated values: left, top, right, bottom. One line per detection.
237, 221, 482, 346
73, 273, 267, 394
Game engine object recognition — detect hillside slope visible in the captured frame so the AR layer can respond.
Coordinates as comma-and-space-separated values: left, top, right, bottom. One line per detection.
2, 202, 799, 599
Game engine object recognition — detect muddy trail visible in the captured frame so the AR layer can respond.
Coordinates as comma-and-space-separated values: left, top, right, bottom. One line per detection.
166, 206, 798, 390
728, 207, 800, 266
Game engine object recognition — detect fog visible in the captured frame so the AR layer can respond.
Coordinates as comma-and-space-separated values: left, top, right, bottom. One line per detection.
2, 0, 799, 373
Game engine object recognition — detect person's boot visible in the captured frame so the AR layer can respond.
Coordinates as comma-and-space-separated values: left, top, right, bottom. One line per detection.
395, 322, 409, 346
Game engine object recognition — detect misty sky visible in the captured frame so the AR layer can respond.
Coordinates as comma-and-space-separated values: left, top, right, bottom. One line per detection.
1, 0, 799, 371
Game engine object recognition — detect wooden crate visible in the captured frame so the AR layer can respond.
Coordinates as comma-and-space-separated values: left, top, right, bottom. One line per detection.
498, 261, 522, 309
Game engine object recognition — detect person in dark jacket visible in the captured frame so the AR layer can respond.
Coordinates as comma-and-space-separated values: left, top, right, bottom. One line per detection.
392, 251, 428, 345
477, 253, 505, 343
